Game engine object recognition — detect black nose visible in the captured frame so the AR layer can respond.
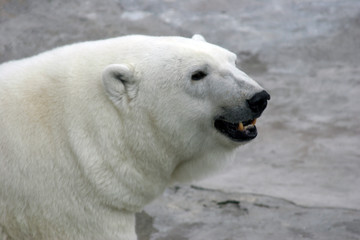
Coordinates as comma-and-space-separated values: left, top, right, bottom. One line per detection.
247, 90, 270, 115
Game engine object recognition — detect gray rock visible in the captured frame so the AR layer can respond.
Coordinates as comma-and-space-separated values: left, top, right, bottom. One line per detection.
137, 185, 360, 240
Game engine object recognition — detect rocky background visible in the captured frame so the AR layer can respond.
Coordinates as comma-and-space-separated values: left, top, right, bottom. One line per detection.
1, 0, 360, 239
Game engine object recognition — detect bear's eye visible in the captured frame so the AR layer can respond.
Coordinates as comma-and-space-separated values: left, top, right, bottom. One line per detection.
191, 71, 207, 81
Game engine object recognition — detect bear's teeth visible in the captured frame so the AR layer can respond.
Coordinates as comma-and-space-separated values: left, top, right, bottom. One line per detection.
237, 122, 244, 131
238, 119, 257, 131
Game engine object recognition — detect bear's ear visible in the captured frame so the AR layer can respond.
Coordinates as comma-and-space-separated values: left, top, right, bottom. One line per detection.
192, 34, 207, 42
102, 64, 137, 106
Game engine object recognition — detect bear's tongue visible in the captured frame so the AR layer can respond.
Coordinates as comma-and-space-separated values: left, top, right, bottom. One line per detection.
237, 119, 257, 131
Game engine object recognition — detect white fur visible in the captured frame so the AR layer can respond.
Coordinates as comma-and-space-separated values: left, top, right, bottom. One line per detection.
0, 35, 265, 240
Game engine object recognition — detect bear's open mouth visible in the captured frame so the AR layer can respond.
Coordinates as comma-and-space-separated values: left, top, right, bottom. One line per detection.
214, 118, 257, 142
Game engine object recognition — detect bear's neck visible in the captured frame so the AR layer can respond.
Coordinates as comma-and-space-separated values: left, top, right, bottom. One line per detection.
64, 100, 185, 212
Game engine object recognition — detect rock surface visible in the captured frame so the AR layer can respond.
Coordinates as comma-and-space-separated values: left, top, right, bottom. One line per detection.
1, 0, 360, 239
137, 185, 360, 240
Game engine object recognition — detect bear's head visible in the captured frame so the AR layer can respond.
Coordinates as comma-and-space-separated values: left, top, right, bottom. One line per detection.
102, 35, 270, 182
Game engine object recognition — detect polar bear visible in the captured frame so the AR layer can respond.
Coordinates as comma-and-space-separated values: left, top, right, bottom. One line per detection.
0, 35, 270, 240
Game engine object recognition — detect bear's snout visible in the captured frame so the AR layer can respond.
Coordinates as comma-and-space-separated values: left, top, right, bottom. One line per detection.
247, 90, 270, 117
